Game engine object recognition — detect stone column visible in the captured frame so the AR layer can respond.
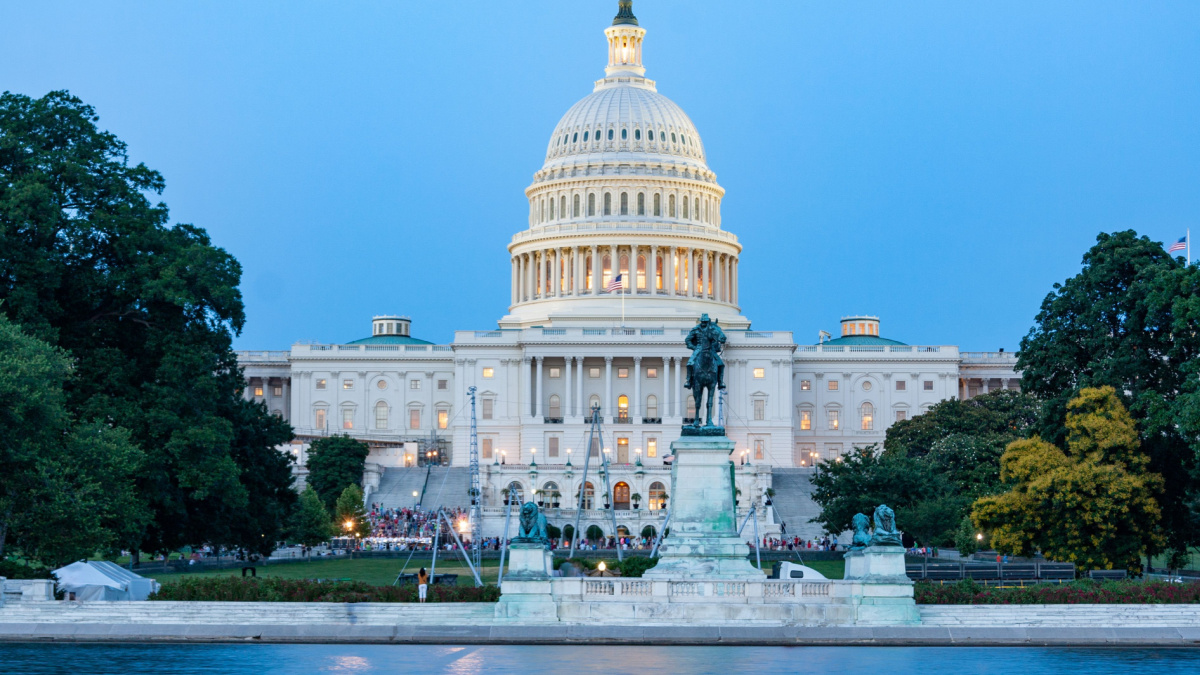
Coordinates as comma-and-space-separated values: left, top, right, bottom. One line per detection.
553, 249, 561, 297
1002, 378, 1010, 391
633, 356, 642, 420
564, 356, 574, 418
609, 243, 618, 287
523, 357, 533, 418
590, 245, 600, 295
981, 378, 990, 395
667, 247, 676, 296
665, 357, 673, 417
675, 355, 683, 418
604, 356, 613, 419
578, 356, 585, 415
732, 257, 738, 305
534, 356, 544, 418
649, 244, 658, 294
688, 248, 695, 296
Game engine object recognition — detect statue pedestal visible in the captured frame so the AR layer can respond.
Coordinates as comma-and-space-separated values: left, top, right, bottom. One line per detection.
496, 543, 557, 621
644, 435, 763, 580
840, 546, 919, 625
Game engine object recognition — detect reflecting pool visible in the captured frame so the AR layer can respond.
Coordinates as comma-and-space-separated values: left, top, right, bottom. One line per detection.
1, 644, 1198, 674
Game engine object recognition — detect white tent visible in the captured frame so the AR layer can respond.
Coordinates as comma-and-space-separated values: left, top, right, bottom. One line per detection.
52, 561, 161, 601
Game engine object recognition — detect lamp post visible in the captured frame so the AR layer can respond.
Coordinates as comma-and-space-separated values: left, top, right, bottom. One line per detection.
530, 448, 537, 467
501, 450, 506, 465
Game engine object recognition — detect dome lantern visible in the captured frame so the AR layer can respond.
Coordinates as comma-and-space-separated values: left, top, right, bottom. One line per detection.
604, 2, 646, 79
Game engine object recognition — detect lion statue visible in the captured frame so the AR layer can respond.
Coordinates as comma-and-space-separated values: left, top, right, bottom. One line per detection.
513, 501, 549, 547
867, 504, 903, 547
849, 512, 872, 550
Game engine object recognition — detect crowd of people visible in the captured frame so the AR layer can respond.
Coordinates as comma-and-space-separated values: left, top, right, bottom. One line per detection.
366, 504, 469, 539
759, 536, 840, 552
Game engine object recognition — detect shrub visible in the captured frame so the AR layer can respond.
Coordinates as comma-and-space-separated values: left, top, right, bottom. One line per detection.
151, 576, 500, 603
618, 556, 659, 578
0, 559, 54, 580
915, 579, 1200, 604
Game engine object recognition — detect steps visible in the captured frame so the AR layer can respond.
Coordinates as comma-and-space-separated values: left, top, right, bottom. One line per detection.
370, 467, 429, 510
0, 601, 496, 625
767, 469, 827, 541
919, 604, 1200, 626
421, 467, 471, 511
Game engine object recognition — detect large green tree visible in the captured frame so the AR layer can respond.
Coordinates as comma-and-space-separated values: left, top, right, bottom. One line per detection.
306, 435, 370, 510
1017, 230, 1200, 557
289, 487, 334, 547
0, 313, 146, 566
0, 90, 296, 557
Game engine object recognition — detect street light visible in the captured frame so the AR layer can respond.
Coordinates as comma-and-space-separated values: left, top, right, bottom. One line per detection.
530, 447, 537, 466
501, 450, 506, 465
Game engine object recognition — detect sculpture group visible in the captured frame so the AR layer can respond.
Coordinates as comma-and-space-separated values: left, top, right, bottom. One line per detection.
850, 504, 903, 549
683, 313, 726, 432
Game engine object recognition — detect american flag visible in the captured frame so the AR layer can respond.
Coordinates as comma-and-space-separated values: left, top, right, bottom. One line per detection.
605, 274, 625, 293
1168, 236, 1187, 253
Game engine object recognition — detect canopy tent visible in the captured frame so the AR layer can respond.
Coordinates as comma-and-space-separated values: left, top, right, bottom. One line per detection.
52, 561, 161, 601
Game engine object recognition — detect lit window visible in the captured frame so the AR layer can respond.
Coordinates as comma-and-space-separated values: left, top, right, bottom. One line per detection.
895, 410, 907, 422
646, 367, 658, 379
753, 368, 765, 379
800, 380, 811, 391
438, 410, 448, 429
342, 408, 354, 429
482, 438, 493, 459
754, 439, 764, 460
482, 367, 494, 379
647, 438, 657, 458
438, 379, 448, 390
316, 379, 326, 390
549, 367, 561, 379
376, 380, 387, 390
273, 386, 283, 396
549, 436, 560, 457
254, 386, 263, 397
375, 402, 388, 429
409, 409, 421, 429
314, 409, 326, 429
896, 380, 906, 391
618, 368, 629, 378
410, 380, 421, 389
617, 395, 629, 419
828, 380, 839, 391
482, 398, 494, 420
828, 410, 840, 430
860, 402, 874, 430
923, 380, 934, 391
589, 367, 601, 378
800, 409, 811, 430
754, 399, 765, 420
343, 379, 354, 390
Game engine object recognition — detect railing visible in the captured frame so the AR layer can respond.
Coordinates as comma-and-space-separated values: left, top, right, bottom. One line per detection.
745, 331, 773, 338
622, 580, 653, 596
543, 417, 564, 424
582, 328, 607, 336
713, 582, 746, 597
365, 345, 399, 351
918, 346, 941, 353
641, 417, 662, 424
796, 346, 817, 352
433, 346, 453, 352
669, 582, 702, 597
612, 416, 633, 424
849, 346, 884, 352
889, 346, 913, 352
542, 328, 566, 335
474, 331, 502, 338
337, 345, 361, 351
235, 350, 290, 362
405, 345, 428, 352
612, 328, 636, 336
584, 581, 615, 596
640, 329, 664, 336
961, 351, 1018, 361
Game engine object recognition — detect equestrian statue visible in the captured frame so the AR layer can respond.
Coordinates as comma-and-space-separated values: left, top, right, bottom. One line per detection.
683, 313, 726, 431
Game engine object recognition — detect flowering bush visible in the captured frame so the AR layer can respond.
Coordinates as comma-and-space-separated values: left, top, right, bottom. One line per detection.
151, 577, 500, 603
916, 579, 1200, 604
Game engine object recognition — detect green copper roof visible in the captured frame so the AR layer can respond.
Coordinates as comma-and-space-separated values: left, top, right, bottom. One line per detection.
346, 335, 433, 346
613, 0, 638, 25
819, 335, 908, 346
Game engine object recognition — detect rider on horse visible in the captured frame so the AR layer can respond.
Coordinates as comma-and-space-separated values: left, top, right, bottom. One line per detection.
685, 314, 726, 392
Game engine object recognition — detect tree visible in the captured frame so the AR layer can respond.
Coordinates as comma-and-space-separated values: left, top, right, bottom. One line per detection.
885, 390, 1039, 461
0, 91, 296, 558
306, 435, 370, 510
1017, 230, 1200, 557
0, 313, 146, 566
289, 487, 334, 547
971, 387, 1164, 572
954, 516, 981, 557
334, 485, 370, 539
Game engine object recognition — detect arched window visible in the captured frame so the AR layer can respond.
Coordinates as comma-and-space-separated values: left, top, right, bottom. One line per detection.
572, 132, 578, 143
619, 253, 629, 278
548, 394, 561, 419
588, 193, 596, 216
589, 394, 601, 415
583, 130, 589, 142
861, 402, 874, 431
603, 193, 612, 216
573, 194, 581, 217
634, 128, 641, 141
669, 194, 676, 217
617, 394, 629, 420
595, 127, 601, 141
671, 132, 677, 143
560, 196, 566, 219
653, 193, 661, 216
697, 259, 704, 296
549, 198, 555, 220
682, 196, 689, 219
602, 254, 612, 289
648, 481, 666, 510
539, 199, 545, 222
613, 482, 630, 510
579, 482, 595, 509
586, 255, 593, 290
314, 408, 327, 429
608, 128, 614, 140
374, 401, 388, 430
637, 193, 645, 215
620, 128, 627, 140
655, 255, 664, 289
506, 481, 524, 504
636, 255, 646, 289
648, 129, 655, 141
620, 192, 628, 215
646, 394, 658, 419
542, 482, 559, 505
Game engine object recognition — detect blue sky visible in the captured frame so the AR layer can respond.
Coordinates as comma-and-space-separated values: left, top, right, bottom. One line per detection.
4, 1, 1198, 350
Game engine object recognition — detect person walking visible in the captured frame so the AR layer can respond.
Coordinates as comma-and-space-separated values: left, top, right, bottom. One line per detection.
417, 567, 429, 603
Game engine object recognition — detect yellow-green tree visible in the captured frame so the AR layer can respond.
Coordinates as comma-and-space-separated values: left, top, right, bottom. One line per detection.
971, 387, 1163, 572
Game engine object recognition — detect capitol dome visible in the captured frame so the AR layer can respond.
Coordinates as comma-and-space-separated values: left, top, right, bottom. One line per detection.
500, 1, 748, 330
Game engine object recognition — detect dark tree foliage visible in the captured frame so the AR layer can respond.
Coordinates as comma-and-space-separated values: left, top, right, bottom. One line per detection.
0, 91, 295, 557
1017, 230, 1200, 556
883, 390, 1039, 459
306, 435, 370, 510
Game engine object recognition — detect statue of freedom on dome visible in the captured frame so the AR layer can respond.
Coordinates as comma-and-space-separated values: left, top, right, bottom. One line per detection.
683, 314, 726, 432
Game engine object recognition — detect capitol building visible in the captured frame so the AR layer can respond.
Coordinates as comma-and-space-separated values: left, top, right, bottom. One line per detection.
238, 2, 1017, 541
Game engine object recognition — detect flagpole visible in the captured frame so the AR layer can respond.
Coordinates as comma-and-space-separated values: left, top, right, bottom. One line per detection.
621, 276, 626, 327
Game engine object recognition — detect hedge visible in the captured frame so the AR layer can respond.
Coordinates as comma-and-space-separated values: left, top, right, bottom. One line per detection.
151, 576, 500, 603
916, 579, 1200, 604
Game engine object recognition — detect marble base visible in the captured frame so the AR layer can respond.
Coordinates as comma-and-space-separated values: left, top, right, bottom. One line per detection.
503, 544, 553, 580
495, 544, 558, 621
841, 546, 919, 625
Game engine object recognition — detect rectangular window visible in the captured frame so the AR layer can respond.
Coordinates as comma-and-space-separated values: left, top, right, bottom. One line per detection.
316, 378, 327, 390
754, 439, 764, 460
826, 443, 843, 459
273, 385, 283, 397
647, 438, 657, 458
254, 386, 264, 397
800, 409, 811, 430
548, 437, 560, 457
617, 367, 629, 378
753, 368, 765, 379
589, 367, 601, 378
410, 380, 421, 390
482, 398, 494, 420
828, 410, 840, 430
549, 367, 561, 379
923, 380, 934, 391
438, 409, 448, 429
753, 399, 765, 420
482, 368, 494, 379
342, 379, 354, 390
314, 409, 326, 429
896, 380, 906, 391
828, 380, 839, 391
895, 410, 907, 422
409, 409, 420, 429
482, 438, 493, 459
800, 380, 811, 391
646, 367, 658, 379
342, 408, 353, 429
375, 404, 388, 429
437, 379, 448, 390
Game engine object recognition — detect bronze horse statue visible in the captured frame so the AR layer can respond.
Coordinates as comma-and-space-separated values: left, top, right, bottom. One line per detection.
684, 314, 726, 428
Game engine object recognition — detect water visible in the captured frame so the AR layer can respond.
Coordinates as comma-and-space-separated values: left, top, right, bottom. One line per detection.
1, 644, 1198, 674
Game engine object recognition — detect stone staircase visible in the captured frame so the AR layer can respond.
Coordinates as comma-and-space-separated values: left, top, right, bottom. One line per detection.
370, 467, 429, 510
0, 601, 496, 625
421, 467, 471, 511
768, 469, 827, 541
919, 604, 1200, 626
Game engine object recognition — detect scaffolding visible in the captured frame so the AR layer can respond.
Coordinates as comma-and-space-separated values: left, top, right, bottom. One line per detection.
467, 386, 481, 572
